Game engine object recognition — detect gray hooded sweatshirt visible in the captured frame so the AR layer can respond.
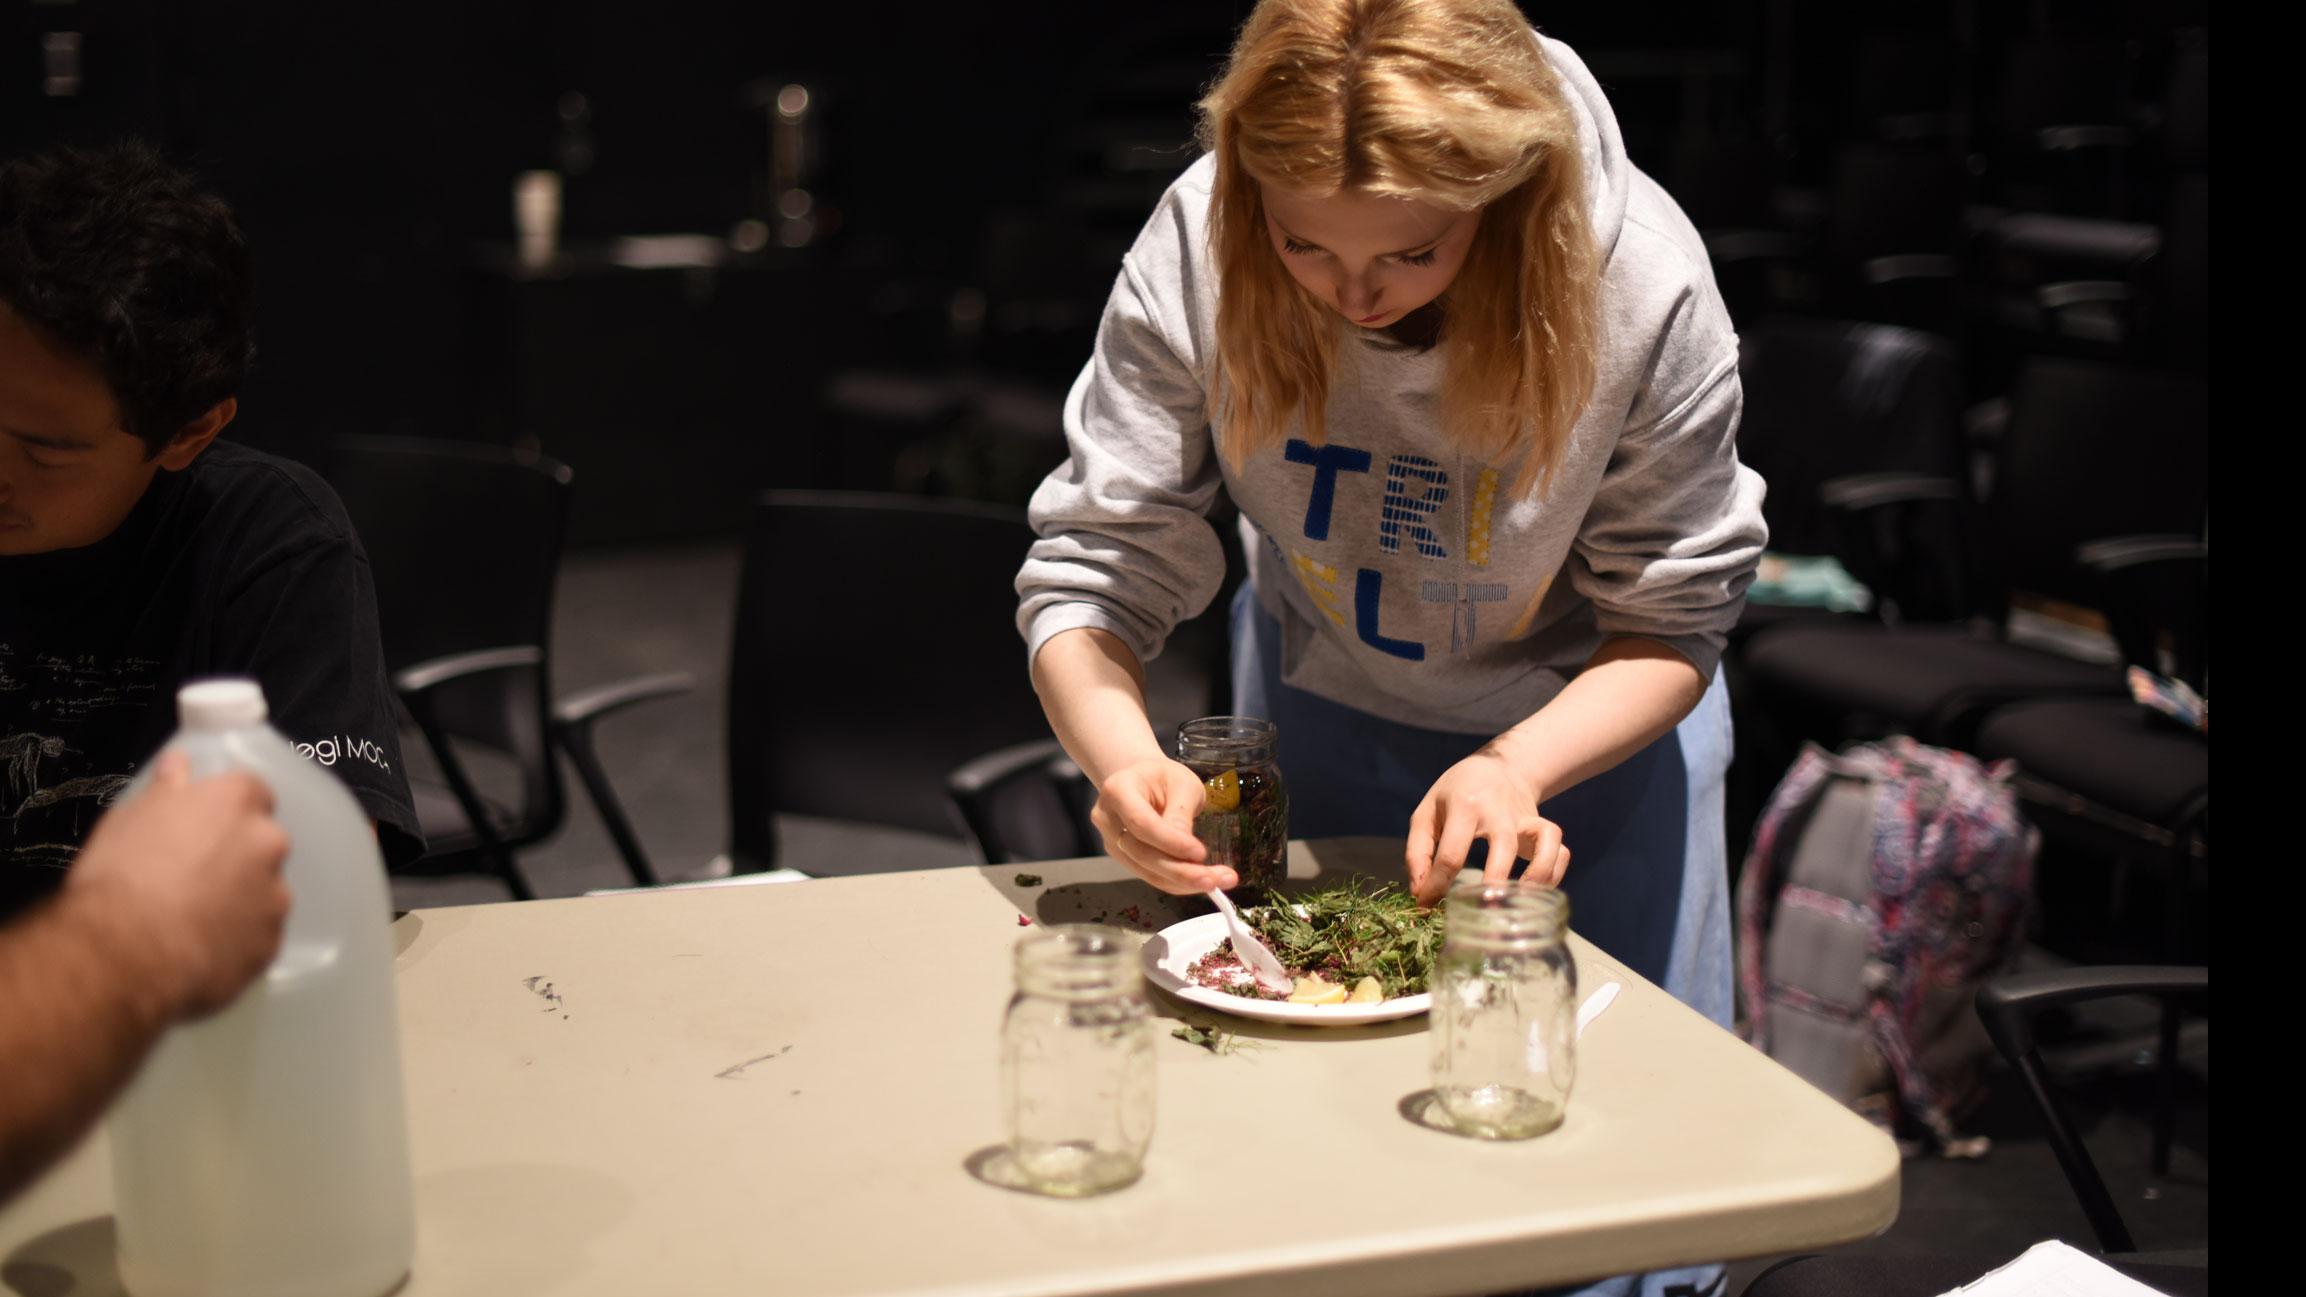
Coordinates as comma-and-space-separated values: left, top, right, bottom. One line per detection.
1016, 33, 1767, 736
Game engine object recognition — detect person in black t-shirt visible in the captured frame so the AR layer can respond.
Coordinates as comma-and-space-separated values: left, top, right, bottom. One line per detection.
0, 141, 422, 922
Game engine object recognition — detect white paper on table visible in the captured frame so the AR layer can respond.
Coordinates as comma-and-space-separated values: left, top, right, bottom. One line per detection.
1938, 1240, 2180, 1297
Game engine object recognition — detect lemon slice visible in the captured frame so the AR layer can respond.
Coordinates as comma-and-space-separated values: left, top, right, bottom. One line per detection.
1202, 769, 1241, 813
1288, 974, 1347, 1005
1347, 976, 1384, 1004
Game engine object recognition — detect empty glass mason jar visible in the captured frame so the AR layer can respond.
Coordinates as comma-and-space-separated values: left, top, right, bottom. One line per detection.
1430, 878, 1577, 1139
1176, 716, 1289, 894
1001, 924, 1155, 1195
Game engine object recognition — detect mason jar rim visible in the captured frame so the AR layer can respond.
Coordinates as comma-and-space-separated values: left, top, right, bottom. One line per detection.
1443, 877, 1571, 945
1177, 715, 1279, 757
1013, 924, 1143, 998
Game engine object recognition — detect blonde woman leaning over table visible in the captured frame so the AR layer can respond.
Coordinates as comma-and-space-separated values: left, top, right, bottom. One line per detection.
1020, 9, 1762, 1290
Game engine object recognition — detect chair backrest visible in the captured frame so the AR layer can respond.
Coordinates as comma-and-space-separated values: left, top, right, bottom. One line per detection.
948, 739, 1102, 865
1853, 32, 1955, 133
727, 492, 1051, 870
1826, 143, 1966, 269
1993, 37, 2135, 216
1738, 316, 1967, 557
1998, 37, 2130, 141
1991, 359, 2207, 613
321, 435, 572, 844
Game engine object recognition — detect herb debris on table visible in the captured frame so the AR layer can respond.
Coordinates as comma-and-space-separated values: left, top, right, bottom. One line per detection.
1171, 1024, 1264, 1056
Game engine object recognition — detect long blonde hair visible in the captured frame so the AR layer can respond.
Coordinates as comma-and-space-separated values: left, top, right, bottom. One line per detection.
1196, 0, 1602, 495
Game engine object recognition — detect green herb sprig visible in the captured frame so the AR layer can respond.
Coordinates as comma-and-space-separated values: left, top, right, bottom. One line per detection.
1241, 878, 1444, 998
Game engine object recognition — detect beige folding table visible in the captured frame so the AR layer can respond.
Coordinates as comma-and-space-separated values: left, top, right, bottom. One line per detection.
1, 838, 1897, 1295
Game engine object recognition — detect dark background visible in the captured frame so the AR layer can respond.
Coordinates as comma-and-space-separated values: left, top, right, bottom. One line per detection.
5, 0, 2207, 543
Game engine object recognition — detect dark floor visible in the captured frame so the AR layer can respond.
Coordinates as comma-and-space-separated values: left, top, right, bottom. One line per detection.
392, 543, 2209, 1295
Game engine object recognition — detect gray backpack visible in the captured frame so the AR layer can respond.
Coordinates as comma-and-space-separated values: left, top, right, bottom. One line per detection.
1737, 738, 2038, 1154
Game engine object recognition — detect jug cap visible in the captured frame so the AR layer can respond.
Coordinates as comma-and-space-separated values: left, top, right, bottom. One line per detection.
179, 679, 268, 730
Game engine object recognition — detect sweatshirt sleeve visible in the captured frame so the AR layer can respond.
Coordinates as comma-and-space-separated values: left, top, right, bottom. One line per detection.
1566, 333, 1769, 683
1015, 252, 1228, 666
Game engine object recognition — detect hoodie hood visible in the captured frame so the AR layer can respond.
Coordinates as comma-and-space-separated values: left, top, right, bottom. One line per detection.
1535, 31, 1633, 267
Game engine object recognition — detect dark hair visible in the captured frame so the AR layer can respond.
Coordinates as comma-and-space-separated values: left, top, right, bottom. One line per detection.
0, 140, 255, 455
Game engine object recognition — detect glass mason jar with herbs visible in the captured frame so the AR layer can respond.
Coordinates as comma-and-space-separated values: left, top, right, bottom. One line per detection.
1176, 716, 1289, 895
1430, 878, 1578, 1140
1000, 924, 1156, 1196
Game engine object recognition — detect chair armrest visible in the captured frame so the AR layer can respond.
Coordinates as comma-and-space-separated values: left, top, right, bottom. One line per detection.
553, 672, 697, 734
2077, 535, 2206, 574
948, 738, 1072, 798
1976, 965, 2208, 1062
2037, 280, 2132, 311
1819, 472, 1964, 512
544, 673, 696, 890
1819, 474, 1976, 623
2075, 535, 2208, 682
2037, 124, 2134, 152
1860, 254, 1959, 286
393, 645, 544, 697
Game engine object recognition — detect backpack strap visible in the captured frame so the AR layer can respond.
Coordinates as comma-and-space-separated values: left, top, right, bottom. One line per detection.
1735, 742, 1843, 1050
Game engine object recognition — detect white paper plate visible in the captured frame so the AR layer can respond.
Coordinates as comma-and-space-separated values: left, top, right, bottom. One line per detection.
1140, 911, 1432, 1026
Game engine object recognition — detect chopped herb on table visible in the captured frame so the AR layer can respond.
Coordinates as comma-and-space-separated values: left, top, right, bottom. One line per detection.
1013, 873, 1044, 887
1171, 1024, 1263, 1056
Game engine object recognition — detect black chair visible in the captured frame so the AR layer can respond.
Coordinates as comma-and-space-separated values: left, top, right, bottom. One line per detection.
1972, 176, 2201, 377
322, 436, 690, 898
1972, 533, 2207, 963
1673, 130, 1806, 327
947, 738, 1102, 865
1977, 966, 2208, 1251
1977, 214, 2156, 370
1852, 31, 1958, 145
585, 492, 1053, 880
1741, 358, 2206, 751
1731, 316, 1971, 639
1740, 966, 2210, 1297
1979, 695, 2207, 956
1823, 143, 1969, 334
1723, 318, 1970, 861
1991, 37, 2138, 219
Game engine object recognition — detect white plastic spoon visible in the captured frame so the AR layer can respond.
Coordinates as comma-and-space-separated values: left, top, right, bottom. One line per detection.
1575, 981, 1621, 1040
1207, 888, 1294, 995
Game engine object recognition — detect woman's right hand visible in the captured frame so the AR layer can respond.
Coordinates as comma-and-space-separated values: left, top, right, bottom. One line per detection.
1090, 757, 1236, 894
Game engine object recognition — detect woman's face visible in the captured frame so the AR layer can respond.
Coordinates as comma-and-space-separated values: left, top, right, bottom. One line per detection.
1258, 183, 1481, 329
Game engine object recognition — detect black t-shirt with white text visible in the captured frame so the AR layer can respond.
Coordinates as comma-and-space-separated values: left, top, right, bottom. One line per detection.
0, 440, 423, 921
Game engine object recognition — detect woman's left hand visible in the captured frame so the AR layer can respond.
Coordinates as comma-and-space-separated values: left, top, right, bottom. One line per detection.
1404, 747, 1569, 906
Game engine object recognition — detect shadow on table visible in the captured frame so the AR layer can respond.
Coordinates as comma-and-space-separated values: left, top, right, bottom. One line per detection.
1146, 983, 1431, 1045
1398, 1089, 1468, 1136
393, 911, 425, 957
959, 1145, 1147, 1198
3, 1216, 121, 1297
1031, 881, 1201, 933
4, 1218, 418, 1297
